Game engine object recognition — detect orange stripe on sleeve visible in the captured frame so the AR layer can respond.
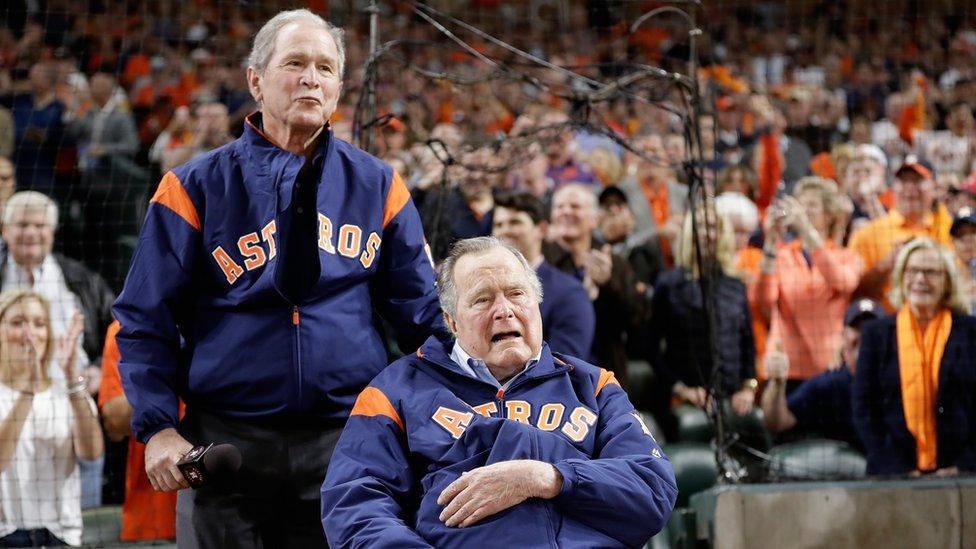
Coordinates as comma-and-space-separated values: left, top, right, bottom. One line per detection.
151, 172, 202, 231
382, 171, 411, 229
350, 386, 404, 431
595, 369, 620, 397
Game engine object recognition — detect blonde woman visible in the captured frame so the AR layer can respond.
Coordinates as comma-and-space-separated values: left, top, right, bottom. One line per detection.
0, 290, 103, 547
853, 238, 976, 476
757, 176, 864, 384
648, 203, 756, 439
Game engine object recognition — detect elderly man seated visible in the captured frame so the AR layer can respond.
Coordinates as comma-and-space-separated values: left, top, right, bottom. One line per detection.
321, 237, 677, 548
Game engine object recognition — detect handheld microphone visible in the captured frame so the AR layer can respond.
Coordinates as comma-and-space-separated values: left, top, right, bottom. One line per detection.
177, 443, 243, 489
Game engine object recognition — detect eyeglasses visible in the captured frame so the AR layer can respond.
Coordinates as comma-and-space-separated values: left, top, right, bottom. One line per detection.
904, 267, 945, 280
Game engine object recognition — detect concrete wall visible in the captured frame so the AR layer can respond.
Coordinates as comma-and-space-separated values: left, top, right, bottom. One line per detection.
693, 479, 976, 549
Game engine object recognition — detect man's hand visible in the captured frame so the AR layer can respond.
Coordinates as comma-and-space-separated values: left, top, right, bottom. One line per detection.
764, 350, 790, 382
145, 428, 194, 492
586, 245, 613, 286
437, 460, 562, 528
673, 383, 708, 408
731, 387, 756, 416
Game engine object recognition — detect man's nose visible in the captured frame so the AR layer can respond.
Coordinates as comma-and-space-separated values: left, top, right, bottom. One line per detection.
299, 65, 320, 87
491, 296, 515, 318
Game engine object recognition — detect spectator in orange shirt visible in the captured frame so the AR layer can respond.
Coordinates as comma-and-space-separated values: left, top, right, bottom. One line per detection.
758, 177, 864, 383
618, 131, 687, 267
849, 157, 953, 308
97, 321, 178, 542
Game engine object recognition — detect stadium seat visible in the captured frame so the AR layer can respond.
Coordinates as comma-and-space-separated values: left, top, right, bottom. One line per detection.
662, 442, 718, 507
723, 402, 773, 453
674, 405, 713, 442
627, 360, 655, 412
81, 505, 122, 545
767, 438, 867, 480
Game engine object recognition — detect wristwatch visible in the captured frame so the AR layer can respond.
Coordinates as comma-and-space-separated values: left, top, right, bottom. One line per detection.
741, 378, 758, 391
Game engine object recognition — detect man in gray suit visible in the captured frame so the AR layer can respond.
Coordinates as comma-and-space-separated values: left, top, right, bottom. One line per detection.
70, 72, 139, 172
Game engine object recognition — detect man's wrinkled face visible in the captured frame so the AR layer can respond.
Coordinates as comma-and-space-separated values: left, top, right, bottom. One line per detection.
248, 22, 342, 135
445, 247, 543, 382
2, 206, 53, 269
551, 186, 597, 241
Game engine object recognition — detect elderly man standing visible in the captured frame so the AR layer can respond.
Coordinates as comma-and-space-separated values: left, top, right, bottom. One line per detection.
113, 9, 443, 548
322, 237, 676, 547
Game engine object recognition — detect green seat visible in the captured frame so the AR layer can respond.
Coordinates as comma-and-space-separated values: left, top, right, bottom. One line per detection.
768, 438, 867, 480
723, 402, 773, 453
81, 505, 122, 545
627, 360, 655, 412
674, 405, 713, 443
663, 442, 718, 507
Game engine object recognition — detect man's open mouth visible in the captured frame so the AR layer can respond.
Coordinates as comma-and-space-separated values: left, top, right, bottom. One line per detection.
491, 331, 521, 343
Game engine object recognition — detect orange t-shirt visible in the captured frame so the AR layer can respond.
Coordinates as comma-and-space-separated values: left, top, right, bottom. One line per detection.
98, 321, 178, 542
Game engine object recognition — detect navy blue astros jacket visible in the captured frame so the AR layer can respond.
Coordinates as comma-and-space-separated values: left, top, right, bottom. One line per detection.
321, 336, 678, 548
113, 114, 443, 442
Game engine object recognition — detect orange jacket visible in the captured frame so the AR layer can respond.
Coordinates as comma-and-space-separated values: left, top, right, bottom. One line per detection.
756, 241, 864, 379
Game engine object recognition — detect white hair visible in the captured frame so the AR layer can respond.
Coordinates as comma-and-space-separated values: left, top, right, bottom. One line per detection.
248, 9, 346, 77
715, 191, 759, 232
437, 237, 543, 317
4, 191, 58, 229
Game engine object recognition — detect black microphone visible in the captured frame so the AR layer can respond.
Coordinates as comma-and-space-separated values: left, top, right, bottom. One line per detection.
177, 443, 243, 489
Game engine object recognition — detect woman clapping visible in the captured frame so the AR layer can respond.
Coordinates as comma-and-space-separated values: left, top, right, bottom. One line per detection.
0, 290, 103, 547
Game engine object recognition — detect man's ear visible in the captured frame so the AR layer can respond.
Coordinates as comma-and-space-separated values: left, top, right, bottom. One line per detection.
246, 67, 262, 103
537, 220, 549, 240
443, 312, 458, 336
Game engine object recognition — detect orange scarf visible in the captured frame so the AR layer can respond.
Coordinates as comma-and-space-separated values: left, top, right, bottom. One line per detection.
640, 179, 674, 266
895, 305, 951, 471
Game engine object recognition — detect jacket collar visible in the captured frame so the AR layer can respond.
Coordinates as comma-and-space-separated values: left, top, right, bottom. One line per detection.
241, 112, 333, 208
241, 112, 333, 170
416, 334, 569, 384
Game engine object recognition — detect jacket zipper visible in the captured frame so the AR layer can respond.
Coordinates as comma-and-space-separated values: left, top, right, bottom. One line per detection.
293, 306, 302, 404
496, 388, 506, 418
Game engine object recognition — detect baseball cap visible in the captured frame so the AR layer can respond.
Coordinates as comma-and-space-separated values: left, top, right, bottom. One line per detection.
895, 155, 934, 180
598, 186, 628, 207
951, 206, 976, 237
844, 299, 885, 328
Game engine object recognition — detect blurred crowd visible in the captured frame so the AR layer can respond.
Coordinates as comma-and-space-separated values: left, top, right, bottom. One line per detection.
0, 0, 975, 545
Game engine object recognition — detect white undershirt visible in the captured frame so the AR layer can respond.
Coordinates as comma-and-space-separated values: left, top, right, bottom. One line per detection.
0, 384, 82, 545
